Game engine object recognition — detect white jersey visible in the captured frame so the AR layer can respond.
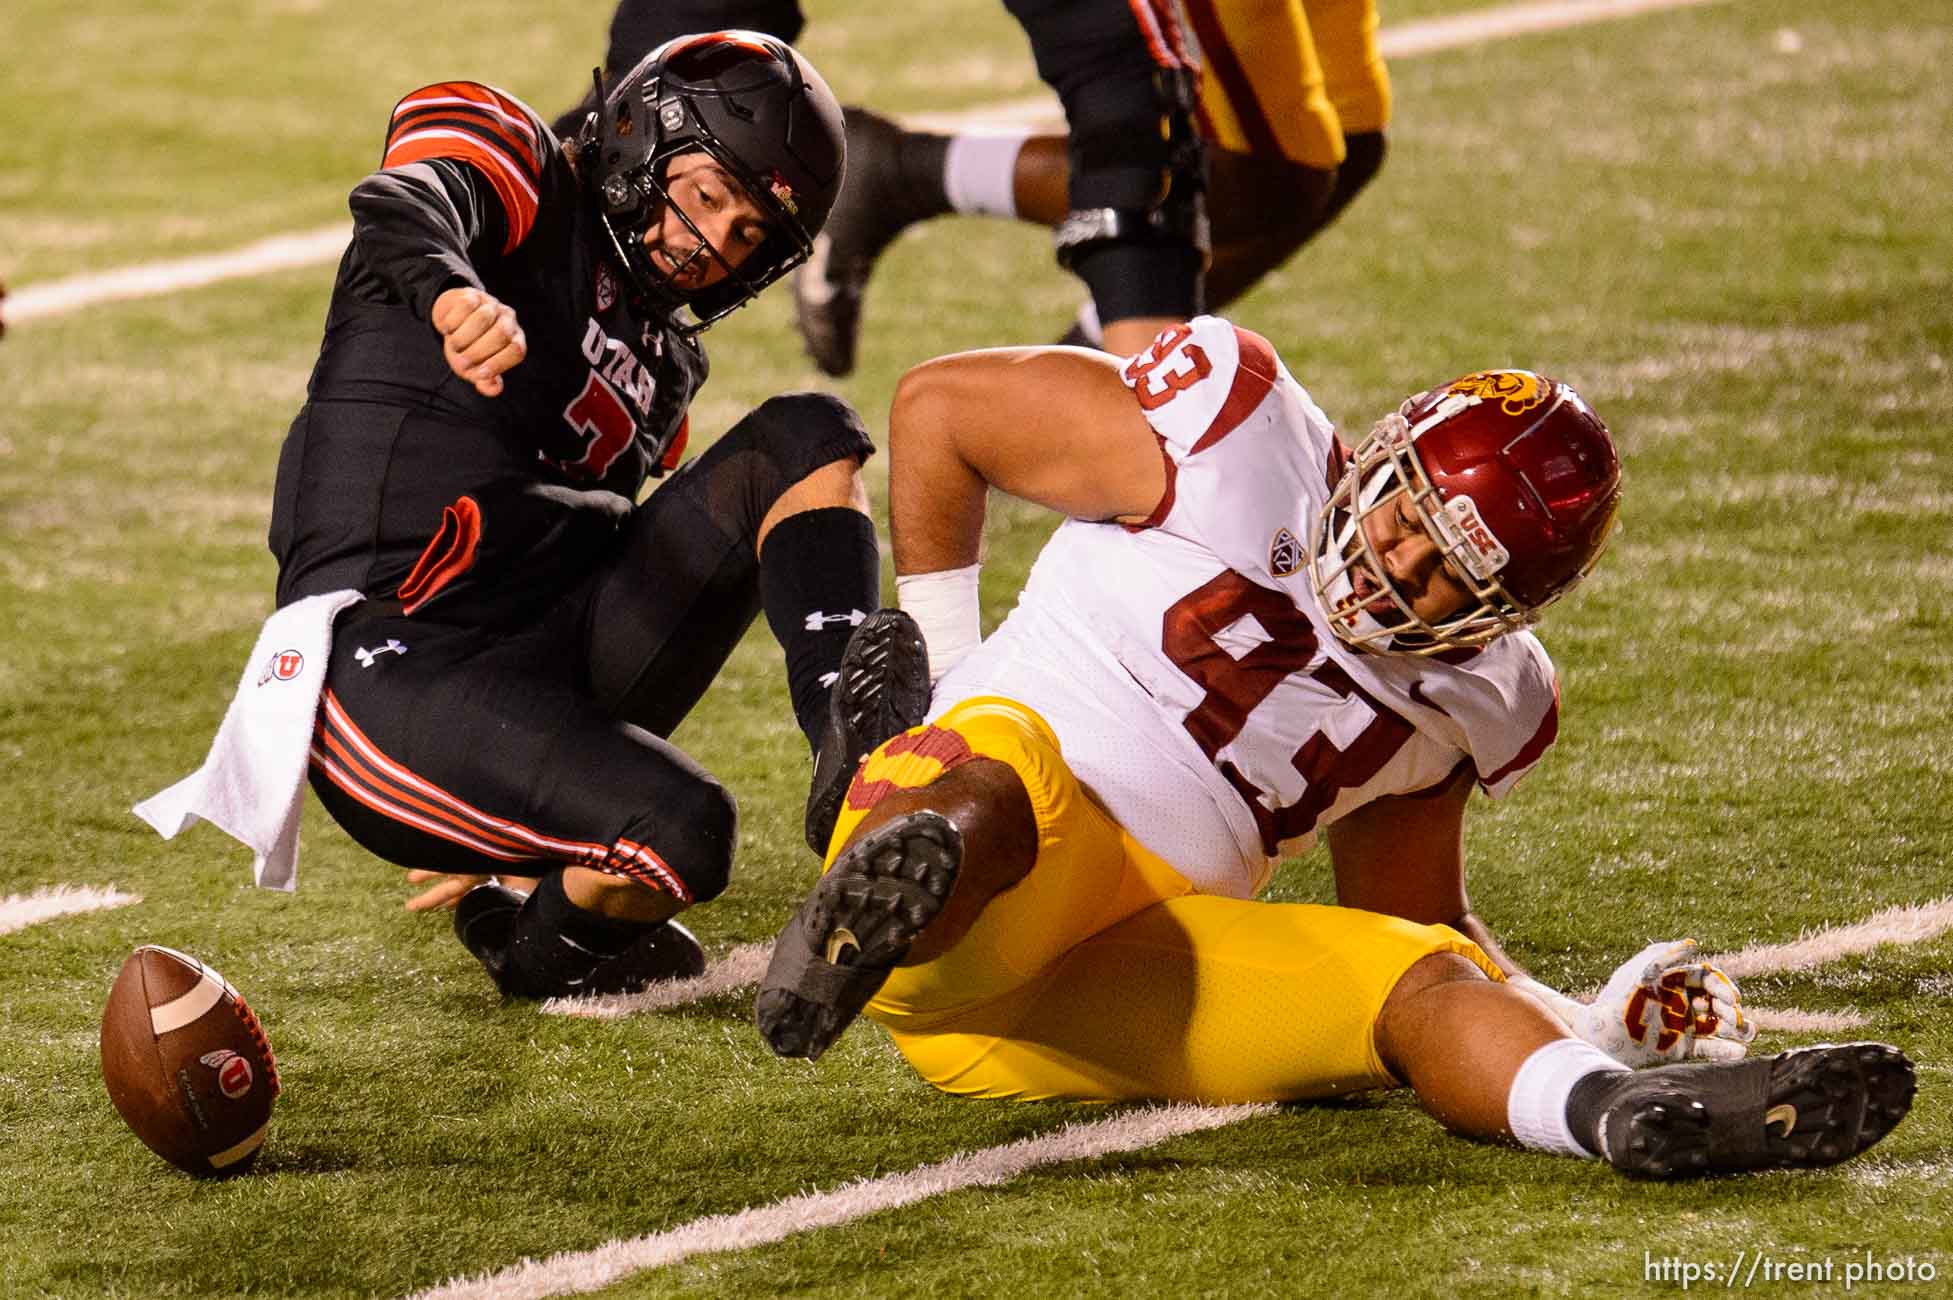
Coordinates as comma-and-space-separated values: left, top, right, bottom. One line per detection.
931, 317, 1560, 899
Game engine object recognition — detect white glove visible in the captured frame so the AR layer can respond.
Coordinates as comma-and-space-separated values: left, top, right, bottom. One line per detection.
1510, 938, 1756, 1067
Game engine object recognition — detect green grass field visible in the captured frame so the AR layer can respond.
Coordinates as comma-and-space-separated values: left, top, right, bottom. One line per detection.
3, 0, 1950, 1295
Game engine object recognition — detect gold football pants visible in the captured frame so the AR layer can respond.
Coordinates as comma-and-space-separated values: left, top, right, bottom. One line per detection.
825, 696, 1496, 1103
1182, 0, 1390, 168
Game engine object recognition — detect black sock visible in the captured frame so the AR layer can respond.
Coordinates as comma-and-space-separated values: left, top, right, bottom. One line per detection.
503, 872, 654, 998
892, 128, 952, 223
1565, 1068, 1636, 1156
759, 507, 881, 752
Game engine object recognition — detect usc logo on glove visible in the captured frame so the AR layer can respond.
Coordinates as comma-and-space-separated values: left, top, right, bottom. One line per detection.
1624, 968, 1719, 1053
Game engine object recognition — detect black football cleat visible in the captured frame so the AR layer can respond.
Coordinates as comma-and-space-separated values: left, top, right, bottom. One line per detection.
804, 608, 931, 857
1592, 1042, 1915, 1178
756, 810, 962, 1061
453, 880, 529, 991
791, 107, 934, 376
577, 919, 707, 996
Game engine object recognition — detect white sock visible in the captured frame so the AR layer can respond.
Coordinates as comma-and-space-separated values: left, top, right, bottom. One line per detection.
895, 564, 982, 685
944, 131, 1028, 218
1506, 1038, 1627, 1158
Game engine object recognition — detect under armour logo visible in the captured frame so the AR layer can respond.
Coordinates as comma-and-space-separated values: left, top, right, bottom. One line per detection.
804, 609, 868, 632
353, 640, 409, 669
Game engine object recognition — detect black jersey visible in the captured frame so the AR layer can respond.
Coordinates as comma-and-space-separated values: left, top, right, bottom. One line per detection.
269, 81, 708, 614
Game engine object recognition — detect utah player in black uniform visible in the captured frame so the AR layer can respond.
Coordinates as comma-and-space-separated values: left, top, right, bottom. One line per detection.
556, 0, 1208, 371
271, 32, 928, 999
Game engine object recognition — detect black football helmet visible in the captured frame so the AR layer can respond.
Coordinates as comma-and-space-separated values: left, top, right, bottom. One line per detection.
581, 31, 845, 331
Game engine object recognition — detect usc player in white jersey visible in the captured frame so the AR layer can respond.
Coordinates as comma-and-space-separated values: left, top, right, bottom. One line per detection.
755, 318, 1915, 1178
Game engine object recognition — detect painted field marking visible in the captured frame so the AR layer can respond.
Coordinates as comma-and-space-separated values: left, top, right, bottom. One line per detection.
1744, 1007, 1869, 1033
548, 895, 1953, 1026
1706, 895, 1953, 979
459, 891, 1944, 1296
3, 0, 1729, 328
5, 226, 354, 325
406, 1102, 1269, 1300
541, 941, 772, 1018
0, 884, 140, 936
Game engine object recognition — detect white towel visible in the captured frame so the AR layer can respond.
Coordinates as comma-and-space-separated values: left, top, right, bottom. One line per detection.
133, 590, 364, 891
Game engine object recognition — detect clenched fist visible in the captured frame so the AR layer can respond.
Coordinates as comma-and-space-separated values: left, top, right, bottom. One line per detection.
432, 286, 527, 397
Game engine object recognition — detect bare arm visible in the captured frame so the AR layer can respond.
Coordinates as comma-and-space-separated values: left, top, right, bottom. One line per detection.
887, 345, 1169, 577
1325, 763, 1531, 979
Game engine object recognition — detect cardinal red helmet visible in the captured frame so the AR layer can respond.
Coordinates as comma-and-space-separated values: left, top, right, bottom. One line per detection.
582, 31, 845, 331
1309, 369, 1622, 655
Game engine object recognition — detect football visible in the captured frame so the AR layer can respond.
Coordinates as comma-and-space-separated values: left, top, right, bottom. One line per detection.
99, 945, 280, 1177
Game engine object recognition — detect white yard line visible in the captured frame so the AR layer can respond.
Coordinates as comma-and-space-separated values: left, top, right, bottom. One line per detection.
1742, 1006, 1870, 1033
541, 941, 773, 1018
406, 1102, 1269, 1300
5, 226, 352, 324
1377, 0, 1725, 58
1706, 895, 1953, 979
549, 895, 1953, 1023
479, 895, 1940, 1299
3, 0, 1728, 329
0, 884, 140, 935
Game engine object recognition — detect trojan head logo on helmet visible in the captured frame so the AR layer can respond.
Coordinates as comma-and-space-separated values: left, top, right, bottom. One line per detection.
1308, 369, 1622, 655
581, 31, 846, 331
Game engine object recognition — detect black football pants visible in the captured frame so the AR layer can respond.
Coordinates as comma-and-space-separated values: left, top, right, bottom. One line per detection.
307, 393, 872, 905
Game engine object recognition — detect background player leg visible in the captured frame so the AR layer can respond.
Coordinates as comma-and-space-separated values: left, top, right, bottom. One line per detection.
794, 0, 1203, 373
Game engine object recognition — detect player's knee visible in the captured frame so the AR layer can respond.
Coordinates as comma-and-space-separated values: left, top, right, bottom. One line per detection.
1330, 131, 1386, 205
1318, 131, 1386, 229
627, 775, 738, 906
1057, 68, 1207, 320
1209, 153, 1336, 245
1394, 950, 1492, 1003
737, 390, 873, 485
698, 392, 875, 539
741, 391, 866, 456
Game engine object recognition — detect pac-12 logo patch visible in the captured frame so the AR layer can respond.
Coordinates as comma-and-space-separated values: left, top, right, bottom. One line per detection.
595, 263, 617, 313
1269, 527, 1305, 577
200, 1049, 254, 1099
257, 649, 304, 686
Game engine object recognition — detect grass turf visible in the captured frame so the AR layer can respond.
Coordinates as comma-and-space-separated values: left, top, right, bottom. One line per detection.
2, 0, 1949, 1295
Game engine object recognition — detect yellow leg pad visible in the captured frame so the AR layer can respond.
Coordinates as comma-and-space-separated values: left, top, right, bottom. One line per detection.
890, 899, 1499, 1104
1192, 0, 1344, 167
1304, 0, 1391, 133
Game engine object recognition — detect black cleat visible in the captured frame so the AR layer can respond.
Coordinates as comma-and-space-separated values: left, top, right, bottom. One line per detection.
576, 919, 707, 996
453, 880, 528, 991
791, 107, 938, 377
804, 608, 931, 857
457, 881, 705, 998
1593, 1042, 1916, 1178
756, 810, 962, 1061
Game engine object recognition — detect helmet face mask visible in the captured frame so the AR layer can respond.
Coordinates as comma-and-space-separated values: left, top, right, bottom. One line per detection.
582, 31, 845, 332
1308, 371, 1623, 657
